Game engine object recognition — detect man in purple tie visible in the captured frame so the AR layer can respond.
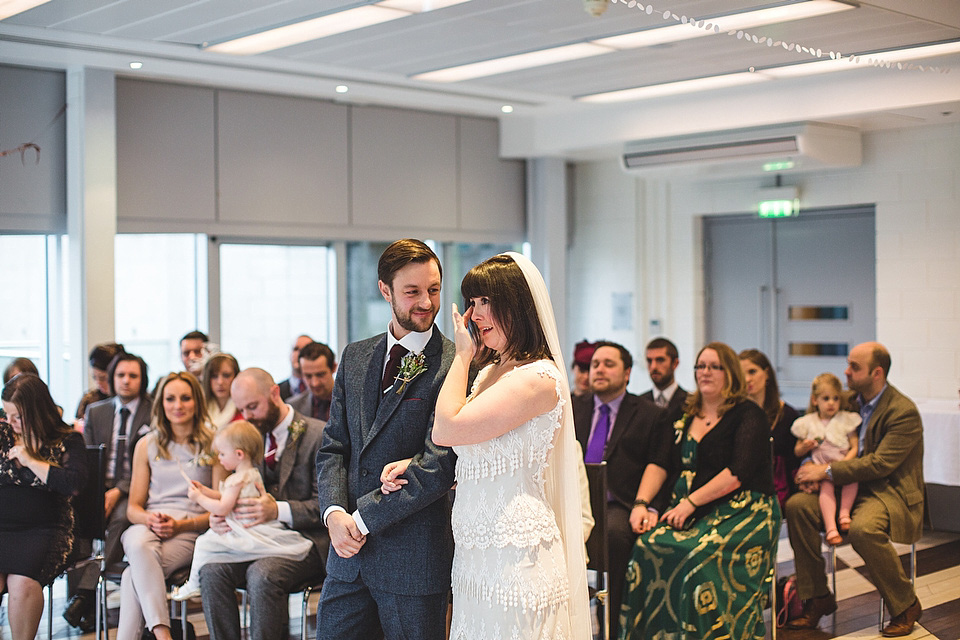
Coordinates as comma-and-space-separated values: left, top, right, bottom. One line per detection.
573, 341, 671, 638
289, 342, 337, 422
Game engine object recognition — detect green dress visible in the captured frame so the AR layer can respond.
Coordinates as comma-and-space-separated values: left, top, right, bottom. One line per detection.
619, 434, 781, 640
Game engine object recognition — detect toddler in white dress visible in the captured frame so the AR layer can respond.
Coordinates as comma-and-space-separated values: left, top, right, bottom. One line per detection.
172, 420, 312, 600
791, 373, 862, 545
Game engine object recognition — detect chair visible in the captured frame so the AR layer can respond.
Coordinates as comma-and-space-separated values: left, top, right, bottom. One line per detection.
239, 575, 324, 639
584, 462, 609, 640
878, 542, 916, 631
47, 444, 107, 640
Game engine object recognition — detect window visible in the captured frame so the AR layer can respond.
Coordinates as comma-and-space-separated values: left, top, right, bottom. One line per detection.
219, 242, 335, 382
115, 234, 208, 382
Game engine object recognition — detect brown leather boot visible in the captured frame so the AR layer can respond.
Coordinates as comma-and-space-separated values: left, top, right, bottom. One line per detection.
881, 598, 922, 637
786, 592, 837, 630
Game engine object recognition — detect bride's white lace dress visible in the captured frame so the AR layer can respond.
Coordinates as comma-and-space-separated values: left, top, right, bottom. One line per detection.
450, 360, 573, 640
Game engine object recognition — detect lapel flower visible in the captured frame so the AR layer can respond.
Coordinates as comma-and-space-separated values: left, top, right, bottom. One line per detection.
395, 352, 428, 394
288, 419, 306, 444
674, 415, 689, 444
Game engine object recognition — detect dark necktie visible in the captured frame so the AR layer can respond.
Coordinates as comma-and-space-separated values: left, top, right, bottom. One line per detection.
381, 344, 409, 392
114, 407, 131, 481
311, 395, 326, 420
584, 404, 611, 463
265, 431, 277, 470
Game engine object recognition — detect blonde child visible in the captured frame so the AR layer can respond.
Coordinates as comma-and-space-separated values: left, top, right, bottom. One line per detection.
172, 420, 312, 600
791, 373, 862, 545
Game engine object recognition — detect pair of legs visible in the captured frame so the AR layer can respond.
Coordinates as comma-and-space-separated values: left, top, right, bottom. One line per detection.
605, 502, 636, 640
785, 491, 917, 616
200, 544, 323, 640
315, 574, 447, 640
0, 573, 45, 640
117, 523, 198, 640
819, 480, 858, 544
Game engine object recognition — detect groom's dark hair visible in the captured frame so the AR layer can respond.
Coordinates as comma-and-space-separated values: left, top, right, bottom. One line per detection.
378, 239, 442, 288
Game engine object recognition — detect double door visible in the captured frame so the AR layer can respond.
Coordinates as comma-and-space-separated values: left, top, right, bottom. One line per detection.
704, 207, 875, 406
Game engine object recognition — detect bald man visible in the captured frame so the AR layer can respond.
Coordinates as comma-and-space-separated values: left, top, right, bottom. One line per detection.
200, 368, 328, 640
786, 342, 924, 637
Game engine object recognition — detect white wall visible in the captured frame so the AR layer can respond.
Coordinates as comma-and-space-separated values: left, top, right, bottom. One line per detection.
569, 122, 960, 400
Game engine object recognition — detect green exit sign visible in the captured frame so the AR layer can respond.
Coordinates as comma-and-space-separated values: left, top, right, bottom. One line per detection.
758, 199, 797, 218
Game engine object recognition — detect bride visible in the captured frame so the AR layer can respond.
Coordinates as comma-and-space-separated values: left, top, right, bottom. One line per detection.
383, 252, 590, 639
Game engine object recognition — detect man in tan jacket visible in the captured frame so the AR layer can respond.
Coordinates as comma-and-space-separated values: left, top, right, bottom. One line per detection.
786, 342, 924, 637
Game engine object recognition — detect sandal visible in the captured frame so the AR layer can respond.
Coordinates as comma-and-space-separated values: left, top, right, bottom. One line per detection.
838, 515, 851, 532
825, 529, 843, 545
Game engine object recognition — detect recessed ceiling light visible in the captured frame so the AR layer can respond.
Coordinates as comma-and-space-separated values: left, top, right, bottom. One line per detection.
129, 61, 143, 70
501, 105, 514, 114
335, 85, 349, 93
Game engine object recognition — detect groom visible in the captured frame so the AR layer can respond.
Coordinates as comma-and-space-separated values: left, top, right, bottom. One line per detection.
315, 239, 456, 640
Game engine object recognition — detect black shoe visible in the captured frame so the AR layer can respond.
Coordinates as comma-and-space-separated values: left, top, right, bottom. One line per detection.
63, 591, 95, 629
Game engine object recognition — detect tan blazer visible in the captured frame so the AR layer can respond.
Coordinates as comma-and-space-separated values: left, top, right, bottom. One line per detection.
832, 384, 924, 543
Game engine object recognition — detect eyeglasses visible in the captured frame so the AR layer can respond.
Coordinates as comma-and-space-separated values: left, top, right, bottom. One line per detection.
694, 364, 724, 372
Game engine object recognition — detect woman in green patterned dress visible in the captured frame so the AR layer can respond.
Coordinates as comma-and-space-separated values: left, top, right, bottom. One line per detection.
619, 342, 780, 640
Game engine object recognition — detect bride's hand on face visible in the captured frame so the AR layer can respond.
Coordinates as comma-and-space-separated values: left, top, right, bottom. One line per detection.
451, 304, 476, 358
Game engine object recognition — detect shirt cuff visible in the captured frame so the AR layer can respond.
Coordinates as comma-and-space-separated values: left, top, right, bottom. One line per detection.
275, 501, 293, 527
322, 505, 346, 527
352, 509, 369, 536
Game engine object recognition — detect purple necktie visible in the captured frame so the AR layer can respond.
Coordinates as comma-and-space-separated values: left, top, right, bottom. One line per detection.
585, 404, 611, 463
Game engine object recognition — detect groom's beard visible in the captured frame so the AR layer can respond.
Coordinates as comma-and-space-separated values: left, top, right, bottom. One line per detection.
391, 299, 439, 334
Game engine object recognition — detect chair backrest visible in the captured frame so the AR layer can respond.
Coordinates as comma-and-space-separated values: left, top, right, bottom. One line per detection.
584, 461, 608, 573
73, 444, 106, 541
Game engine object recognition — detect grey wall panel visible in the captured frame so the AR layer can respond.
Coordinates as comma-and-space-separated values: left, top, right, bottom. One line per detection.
351, 105, 457, 230
217, 90, 349, 227
117, 79, 216, 223
458, 117, 524, 234
0, 66, 65, 227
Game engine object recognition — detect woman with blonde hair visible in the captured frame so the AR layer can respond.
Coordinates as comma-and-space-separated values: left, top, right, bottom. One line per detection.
118, 372, 225, 640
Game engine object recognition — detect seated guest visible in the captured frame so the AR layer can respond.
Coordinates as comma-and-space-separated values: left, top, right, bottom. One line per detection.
288, 342, 336, 421
200, 368, 327, 640
75, 342, 125, 422
202, 353, 243, 428
65, 352, 152, 631
1, 374, 87, 640
3, 357, 39, 385
787, 342, 924, 637
179, 331, 209, 377
118, 372, 224, 640
739, 349, 801, 508
640, 337, 689, 424
621, 342, 780, 640
570, 339, 596, 397
278, 335, 313, 400
573, 341, 669, 639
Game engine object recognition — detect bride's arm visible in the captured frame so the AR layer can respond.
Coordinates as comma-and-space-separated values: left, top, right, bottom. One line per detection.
433, 304, 558, 447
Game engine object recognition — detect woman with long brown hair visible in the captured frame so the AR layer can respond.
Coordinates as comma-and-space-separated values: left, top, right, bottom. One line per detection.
1, 374, 87, 640
117, 372, 224, 640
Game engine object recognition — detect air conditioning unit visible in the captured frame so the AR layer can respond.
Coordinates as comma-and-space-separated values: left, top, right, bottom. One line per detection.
621, 122, 861, 176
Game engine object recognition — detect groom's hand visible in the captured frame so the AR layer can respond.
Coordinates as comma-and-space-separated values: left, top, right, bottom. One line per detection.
328, 511, 366, 558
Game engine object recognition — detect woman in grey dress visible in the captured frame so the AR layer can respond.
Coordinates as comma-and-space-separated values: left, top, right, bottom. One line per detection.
117, 372, 225, 640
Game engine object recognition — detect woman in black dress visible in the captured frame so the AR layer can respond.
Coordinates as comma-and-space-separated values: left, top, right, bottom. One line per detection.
1, 373, 87, 640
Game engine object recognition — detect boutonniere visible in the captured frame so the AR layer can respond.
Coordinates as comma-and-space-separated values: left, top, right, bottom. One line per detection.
674, 416, 689, 444
288, 419, 306, 444
395, 352, 428, 394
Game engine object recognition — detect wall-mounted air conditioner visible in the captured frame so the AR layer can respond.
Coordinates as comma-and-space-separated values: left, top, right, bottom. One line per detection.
621, 122, 861, 176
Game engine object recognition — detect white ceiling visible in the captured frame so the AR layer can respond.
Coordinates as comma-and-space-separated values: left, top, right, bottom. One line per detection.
2, 0, 959, 158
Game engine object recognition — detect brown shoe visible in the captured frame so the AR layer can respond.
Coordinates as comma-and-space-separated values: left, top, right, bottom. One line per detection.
881, 598, 922, 637
786, 593, 837, 630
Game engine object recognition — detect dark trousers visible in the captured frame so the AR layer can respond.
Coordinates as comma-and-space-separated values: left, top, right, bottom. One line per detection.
67, 496, 129, 594
607, 502, 637, 640
316, 574, 447, 640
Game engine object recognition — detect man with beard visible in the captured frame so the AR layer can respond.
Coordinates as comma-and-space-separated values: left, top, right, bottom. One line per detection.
315, 238, 456, 640
639, 337, 688, 424
787, 342, 924, 637
199, 367, 328, 640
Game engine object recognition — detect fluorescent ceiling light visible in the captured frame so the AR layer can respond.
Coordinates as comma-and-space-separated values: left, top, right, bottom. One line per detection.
206, 0, 471, 55
580, 72, 766, 103
414, 0, 853, 82
581, 39, 960, 103
415, 43, 613, 82
0, 0, 52, 20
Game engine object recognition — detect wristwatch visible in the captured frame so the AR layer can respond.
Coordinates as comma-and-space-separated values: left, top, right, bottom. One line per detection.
825, 464, 833, 481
